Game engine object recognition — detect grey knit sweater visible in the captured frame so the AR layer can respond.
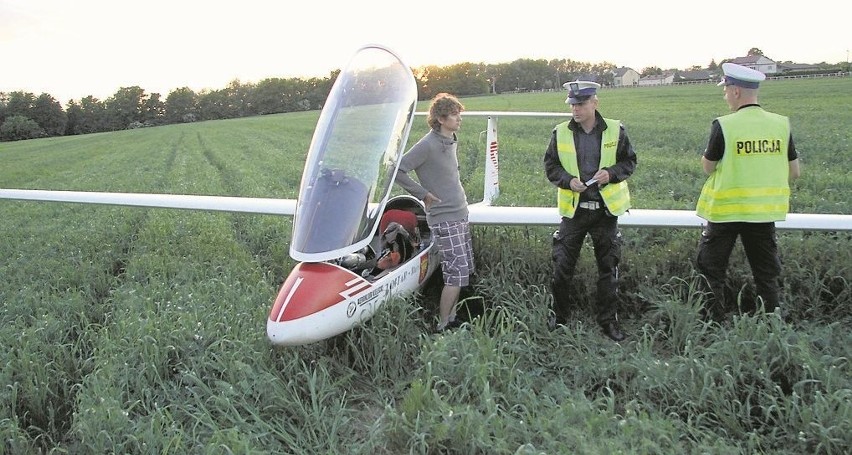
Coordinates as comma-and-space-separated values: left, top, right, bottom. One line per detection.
394, 129, 468, 225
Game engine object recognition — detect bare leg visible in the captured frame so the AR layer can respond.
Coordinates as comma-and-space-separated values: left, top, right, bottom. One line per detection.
438, 285, 461, 328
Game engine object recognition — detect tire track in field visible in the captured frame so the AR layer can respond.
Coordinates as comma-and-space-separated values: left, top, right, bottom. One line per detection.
33, 132, 199, 449
92, 130, 183, 305
20, 132, 183, 443
24, 207, 149, 443
197, 131, 238, 192
194, 132, 286, 279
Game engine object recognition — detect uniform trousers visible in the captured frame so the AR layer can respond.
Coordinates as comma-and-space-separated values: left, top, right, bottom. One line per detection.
551, 208, 622, 326
696, 221, 782, 315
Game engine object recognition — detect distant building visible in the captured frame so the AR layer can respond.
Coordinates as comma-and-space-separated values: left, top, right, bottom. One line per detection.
637, 73, 675, 86
728, 55, 778, 75
674, 69, 713, 83
612, 67, 640, 86
776, 62, 824, 73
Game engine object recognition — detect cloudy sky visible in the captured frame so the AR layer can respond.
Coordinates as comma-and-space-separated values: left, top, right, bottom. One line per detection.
2, 0, 849, 102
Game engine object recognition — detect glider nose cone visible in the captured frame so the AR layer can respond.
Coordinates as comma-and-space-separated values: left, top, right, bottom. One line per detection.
266, 261, 370, 346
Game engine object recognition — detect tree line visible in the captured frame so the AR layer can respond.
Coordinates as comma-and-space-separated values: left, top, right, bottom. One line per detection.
2, 52, 847, 142
0, 57, 621, 142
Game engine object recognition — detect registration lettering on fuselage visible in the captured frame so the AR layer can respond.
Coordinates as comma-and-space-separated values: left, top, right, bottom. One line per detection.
350, 263, 417, 316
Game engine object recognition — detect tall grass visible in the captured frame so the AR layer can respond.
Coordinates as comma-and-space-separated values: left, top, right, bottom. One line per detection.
1, 78, 849, 453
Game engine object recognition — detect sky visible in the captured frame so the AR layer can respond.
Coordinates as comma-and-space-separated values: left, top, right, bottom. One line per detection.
2, 0, 850, 103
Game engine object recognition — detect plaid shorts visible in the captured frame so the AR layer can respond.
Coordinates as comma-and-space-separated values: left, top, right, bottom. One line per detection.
430, 219, 474, 287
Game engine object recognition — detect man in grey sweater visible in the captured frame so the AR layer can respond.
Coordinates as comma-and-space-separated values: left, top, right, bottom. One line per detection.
394, 93, 473, 332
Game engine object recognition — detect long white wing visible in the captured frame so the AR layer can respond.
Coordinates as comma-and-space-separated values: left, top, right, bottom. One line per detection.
468, 203, 852, 231
416, 111, 571, 118
8, 189, 846, 231
0, 113, 558, 216
4, 112, 849, 231
0, 189, 296, 215
457, 113, 852, 232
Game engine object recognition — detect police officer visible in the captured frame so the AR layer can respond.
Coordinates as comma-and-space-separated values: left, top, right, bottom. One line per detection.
544, 81, 637, 341
696, 63, 801, 320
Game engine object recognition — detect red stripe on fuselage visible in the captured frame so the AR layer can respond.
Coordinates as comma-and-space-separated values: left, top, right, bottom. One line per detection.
269, 262, 368, 322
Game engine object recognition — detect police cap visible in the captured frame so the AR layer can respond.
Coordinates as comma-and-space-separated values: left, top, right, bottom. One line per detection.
717, 63, 766, 88
563, 80, 600, 104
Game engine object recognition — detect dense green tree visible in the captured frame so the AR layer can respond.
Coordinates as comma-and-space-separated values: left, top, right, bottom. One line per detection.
546, 59, 563, 90
417, 63, 490, 99
165, 87, 198, 123
415, 65, 443, 100
5, 91, 36, 118
197, 88, 232, 120
0, 115, 44, 141
279, 78, 305, 112
747, 47, 764, 56
77, 96, 107, 134
0, 92, 8, 125
142, 93, 165, 125
65, 100, 82, 135
31, 93, 67, 136
105, 86, 146, 130
641, 66, 663, 76
590, 62, 617, 86
450, 62, 490, 97
251, 77, 319, 114
292, 77, 332, 111
294, 76, 327, 112
481, 64, 502, 93
550, 59, 598, 87
0, 91, 67, 138
499, 58, 553, 93
251, 78, 289, 115
226, 79, 255, 117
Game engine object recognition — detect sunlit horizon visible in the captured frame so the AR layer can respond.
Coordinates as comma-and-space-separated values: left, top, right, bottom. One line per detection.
2, 0, 849, 103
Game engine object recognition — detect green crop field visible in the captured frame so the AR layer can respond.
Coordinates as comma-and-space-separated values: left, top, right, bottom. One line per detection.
1, 78, 850, 454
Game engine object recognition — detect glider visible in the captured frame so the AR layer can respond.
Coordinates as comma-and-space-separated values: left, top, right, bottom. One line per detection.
2, 45, 850, 346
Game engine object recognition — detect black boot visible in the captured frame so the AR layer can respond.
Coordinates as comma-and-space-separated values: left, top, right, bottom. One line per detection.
601, 321, 625, 342
547, 314, 568, 331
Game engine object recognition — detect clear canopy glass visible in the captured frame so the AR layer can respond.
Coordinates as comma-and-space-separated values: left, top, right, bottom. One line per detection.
290, 45, 417, 262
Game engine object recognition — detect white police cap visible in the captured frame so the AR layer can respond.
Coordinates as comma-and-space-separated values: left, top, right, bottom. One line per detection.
717, 63, 766, 88
563, 80, 600, 104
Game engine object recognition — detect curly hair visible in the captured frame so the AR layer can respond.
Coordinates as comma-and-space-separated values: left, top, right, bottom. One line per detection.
426, 93, 464, 131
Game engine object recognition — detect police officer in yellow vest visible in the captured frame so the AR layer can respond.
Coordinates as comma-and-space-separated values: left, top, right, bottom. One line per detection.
544, 81, 637, 341
696, 63, 801, 320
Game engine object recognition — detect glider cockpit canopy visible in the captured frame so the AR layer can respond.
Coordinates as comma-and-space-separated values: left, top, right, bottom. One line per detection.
289, 45, 417, 262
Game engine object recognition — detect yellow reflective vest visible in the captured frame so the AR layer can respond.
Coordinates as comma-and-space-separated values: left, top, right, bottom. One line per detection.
555, 118, 631, 218
696, 107, 790, 222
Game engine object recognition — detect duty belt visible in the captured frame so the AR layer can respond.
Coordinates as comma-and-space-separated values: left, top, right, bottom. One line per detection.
578, 201, 602, 210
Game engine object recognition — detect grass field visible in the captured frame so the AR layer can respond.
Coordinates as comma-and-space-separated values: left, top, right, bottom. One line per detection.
1, 78, 850, 454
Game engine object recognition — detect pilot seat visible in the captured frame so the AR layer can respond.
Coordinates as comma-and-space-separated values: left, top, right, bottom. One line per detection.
376, 209, 420, 270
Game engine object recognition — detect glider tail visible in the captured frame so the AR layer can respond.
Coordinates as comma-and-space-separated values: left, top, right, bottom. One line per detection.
482, 116, 499, 206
